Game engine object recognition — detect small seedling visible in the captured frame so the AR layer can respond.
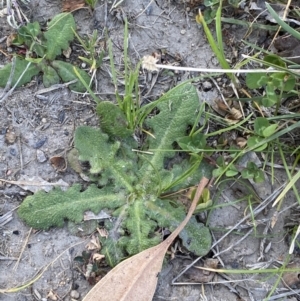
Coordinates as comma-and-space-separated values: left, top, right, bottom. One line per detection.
85, 0, 98, 10
0, 13, 91, 92
247, 117, 278, 152
246, 55, 296, 108
73, 29, 104, 72
241, 162, 265, 183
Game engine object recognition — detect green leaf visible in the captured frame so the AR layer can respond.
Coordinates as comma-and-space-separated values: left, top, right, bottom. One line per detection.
74, 126, 136, 192
247, 136, 268, 151
253, 170, 265, 183
18, 184, 125, 230
180, 217, 212, 256
262, 124, 277, 138
225, 168, 239, 177
44, 13, 76, 60
270, 73, 296, 92
241, 162, 265, 183
176, 133, 207, 153
0, 58, 40, 88
100, 236, 127, 267
245, 73, 267, 89
146, 199, 211, 256
264, 54, 286, 67
42, 65, 60, 87
254, 117, 270, 136
51, 60, 91, 92
96, 101, 134, 138
18, 21, 41, 43
266, 3, 300, 41
142, 83, 200, 175
119, 200, 161, 255
254, 117, 277, 138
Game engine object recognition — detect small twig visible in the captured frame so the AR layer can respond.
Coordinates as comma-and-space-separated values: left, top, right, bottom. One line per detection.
13, 227, 32, 271
258, 220, 271, 261
213, 228, 254, 258
0, 256, 18, 261
18, 136, 23, 171
34, 79, 78, 95
0, 211, 13, 227
109, 0, 124, 12
0, 178, 69, 187
268, 0, 292, 50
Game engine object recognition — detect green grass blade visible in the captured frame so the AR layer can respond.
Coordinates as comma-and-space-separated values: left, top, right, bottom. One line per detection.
266, 3, 300, 40
73, 67, 100, 104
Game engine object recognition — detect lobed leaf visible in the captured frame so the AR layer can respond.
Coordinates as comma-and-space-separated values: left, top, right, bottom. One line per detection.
0, 58, 40, 88
44, 13, 76, 60
18, 184, 126, 230
141, 83, 200, 181
51, 61, 91, 92
96, 101, 134, 138
41, 65, 60, 87
75, 126, 136, 192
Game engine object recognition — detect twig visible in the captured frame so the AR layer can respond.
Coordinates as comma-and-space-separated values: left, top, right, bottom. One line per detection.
34, 79, 78, 95
0, 211, 13, 227
0, 256, 18, 260
13, 227, 32, 271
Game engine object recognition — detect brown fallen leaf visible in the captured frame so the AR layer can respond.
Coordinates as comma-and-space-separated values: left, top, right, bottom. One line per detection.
82, 177, 209, 301
62, 0, 86, 12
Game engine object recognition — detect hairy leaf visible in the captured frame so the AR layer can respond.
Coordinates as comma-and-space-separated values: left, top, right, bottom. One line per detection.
119, 200, 161, 255
51, 61, 91, 92
141, 83, 200, 179
0, 58, 40, 88
44, 13, 76, 60
96, 101, 133, 138
42, 65, 60, 87
75, 126, 136, 192
18, 184, 126, 229
180, 216, 212, 256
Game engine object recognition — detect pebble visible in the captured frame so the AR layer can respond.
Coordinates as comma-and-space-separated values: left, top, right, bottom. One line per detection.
33, 137, 47, 149
70, 290, 80, 299
5, 126, 17, 144
36, 150, 47, 163
180, 29, 186, 35
9, 148, 17, 156
202, 81, 212, 91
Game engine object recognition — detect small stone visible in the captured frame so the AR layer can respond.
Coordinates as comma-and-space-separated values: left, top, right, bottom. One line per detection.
36, 150, 47, 163
70, 290, 80, 299
5, 126, 17, 144
180, 29, 186, 35
41, 118, 47, 123
81, 62, 87, 68
9, 148, 17, 156
202, 81, 212, 91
